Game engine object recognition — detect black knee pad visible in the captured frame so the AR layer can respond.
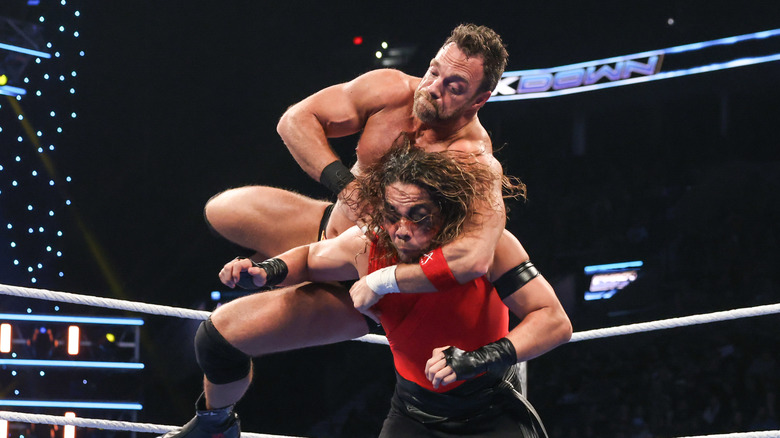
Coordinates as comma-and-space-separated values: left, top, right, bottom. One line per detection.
194, 318, 252, 385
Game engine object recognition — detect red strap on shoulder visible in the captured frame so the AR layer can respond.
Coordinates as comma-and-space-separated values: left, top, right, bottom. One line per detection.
419, 247, 460, 291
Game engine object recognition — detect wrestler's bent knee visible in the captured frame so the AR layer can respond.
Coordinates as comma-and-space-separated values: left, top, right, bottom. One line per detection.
194, 318, 252, 384
203, 194, 256, 256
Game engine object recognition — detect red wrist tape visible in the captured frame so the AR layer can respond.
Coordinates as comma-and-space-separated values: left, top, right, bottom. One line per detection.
419, 247, 460, 291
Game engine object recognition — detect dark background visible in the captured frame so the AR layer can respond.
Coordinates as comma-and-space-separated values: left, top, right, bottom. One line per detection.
2, 1, 779, 437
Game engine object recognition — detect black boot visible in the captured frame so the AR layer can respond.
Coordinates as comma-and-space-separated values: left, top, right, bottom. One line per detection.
161, 393, 240, 438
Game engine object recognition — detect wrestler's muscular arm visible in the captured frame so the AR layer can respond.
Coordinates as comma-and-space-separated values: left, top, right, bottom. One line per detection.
219, 226, 369, 288
349, 148, 506, 312
276, 69, 410, 181
401, 150, 506, 285
425, 230, 573, 388
488, 231, 572, 361
351, 186, 504, 319
280, 68, 504, 299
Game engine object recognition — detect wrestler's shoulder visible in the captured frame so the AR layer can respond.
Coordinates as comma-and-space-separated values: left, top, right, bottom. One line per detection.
448, 136, 503, 171
350, 69, 419, 100
448, 132, 494, 156
356, 68, 419, 84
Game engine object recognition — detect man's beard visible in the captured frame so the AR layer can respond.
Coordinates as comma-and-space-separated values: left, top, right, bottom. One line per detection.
413, 89, 457, 125
390, 236, 435, 264
396, 246, 431, 264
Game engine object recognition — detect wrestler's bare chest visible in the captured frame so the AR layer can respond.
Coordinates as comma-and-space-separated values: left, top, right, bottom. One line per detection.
353, 105, 415, 166
353, 105, 457, 171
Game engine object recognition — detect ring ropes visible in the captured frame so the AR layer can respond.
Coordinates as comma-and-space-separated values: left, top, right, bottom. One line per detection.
1, 283, 779, 438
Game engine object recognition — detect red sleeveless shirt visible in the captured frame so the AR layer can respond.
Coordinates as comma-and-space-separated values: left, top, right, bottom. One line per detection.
369, 243, 509, 392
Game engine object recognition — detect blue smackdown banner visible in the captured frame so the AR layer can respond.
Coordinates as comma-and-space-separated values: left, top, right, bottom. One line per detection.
490, 28, 780, 101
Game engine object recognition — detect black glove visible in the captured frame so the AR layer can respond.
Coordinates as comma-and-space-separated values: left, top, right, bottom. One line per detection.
236, 269, 262, 290
443, 338, 517, 380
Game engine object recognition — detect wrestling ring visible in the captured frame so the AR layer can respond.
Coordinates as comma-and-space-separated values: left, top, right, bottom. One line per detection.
1, 282, 779, 438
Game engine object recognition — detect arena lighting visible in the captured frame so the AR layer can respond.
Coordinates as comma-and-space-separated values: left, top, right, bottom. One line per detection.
0, 323, 10, 353
0, 313, 144, 325
491, 28, 780, 101
0, 84, 27, 96
3, 3, 83, 288
584, 260, 643, 275
0, 359, 144, 369
0, 42, 51, 58
0, 400, 143, 410
64, 412, 76, 438
583, 261, 643, 301
67, 325, 79, 355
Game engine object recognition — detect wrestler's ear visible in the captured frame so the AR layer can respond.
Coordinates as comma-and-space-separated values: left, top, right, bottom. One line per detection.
471, 90, 492, 109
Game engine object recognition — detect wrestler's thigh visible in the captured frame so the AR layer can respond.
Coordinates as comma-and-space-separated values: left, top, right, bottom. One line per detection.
205, 186, 331, 256
324, 199, 360, 239
210, 282, 369, 356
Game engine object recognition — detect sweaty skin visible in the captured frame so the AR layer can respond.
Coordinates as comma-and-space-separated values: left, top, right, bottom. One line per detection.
277, 44, 504, 300
219, 225, 572, 391
192, 28, 575, 424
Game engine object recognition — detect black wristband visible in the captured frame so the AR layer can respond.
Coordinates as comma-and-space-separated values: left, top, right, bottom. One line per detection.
256, 257, 288, 286
320, 160, 355, 196
443, 337, 517, 380
493, 260, 540, 300
236, 257, 288, 290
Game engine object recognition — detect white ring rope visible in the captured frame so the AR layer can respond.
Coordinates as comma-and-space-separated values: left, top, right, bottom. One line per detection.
0, 411, 778, 438
0, 283, 211, 320
569, 302, 780, 342
2, 283, 779, 345
2, 283, 780, 438
0, 283, 389, 344
0, 411, 299, 438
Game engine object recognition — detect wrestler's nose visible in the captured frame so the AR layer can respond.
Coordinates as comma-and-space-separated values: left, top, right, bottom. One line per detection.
425, 78, 442, 100
395, 223, 412, 241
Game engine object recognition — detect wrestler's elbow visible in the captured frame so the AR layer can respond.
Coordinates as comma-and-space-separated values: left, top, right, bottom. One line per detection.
550, 307, 573, 346
529, 306, 573, 358
276, 106, 297, 139
449, 249, 493, 284
470, 253, 494, 280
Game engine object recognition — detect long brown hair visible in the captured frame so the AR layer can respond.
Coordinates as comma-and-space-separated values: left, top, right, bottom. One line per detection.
349, 133, 525, 261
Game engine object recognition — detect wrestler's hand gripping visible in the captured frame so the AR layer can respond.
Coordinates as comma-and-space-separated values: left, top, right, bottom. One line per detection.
425, 338, 517, 389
